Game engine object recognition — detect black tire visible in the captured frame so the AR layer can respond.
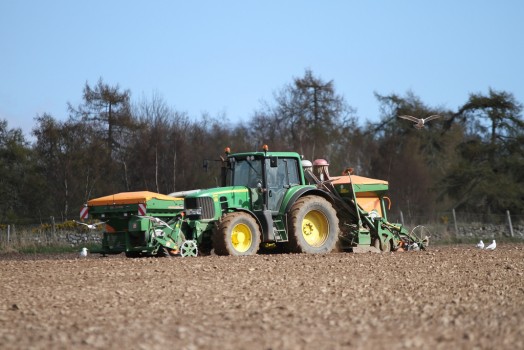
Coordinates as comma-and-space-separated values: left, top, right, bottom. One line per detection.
287, 196, 339, 254
379, 237, 391, 252
156, 246, 172, 258
373, 237, 391, 252
125, 251, 141, 258
373, 238, 381, 251
213, 212, 261, 256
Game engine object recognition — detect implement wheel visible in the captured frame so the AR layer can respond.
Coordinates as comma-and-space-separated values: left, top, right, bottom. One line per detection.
156, 246, 172, 258
287, 196, 339, 254
374, 237, 391, 253
213, 212, 261, 256
125, 251, 141, 258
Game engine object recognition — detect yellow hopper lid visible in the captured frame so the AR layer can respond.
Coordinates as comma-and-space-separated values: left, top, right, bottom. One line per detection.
88, 191, 180, 206
330, 175, 388, 186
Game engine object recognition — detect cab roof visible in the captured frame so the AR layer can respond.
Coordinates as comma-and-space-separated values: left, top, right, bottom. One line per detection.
229, 151, 301, 159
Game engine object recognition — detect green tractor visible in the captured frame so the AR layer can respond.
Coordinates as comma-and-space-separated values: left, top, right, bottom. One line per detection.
155, 147, 427, 256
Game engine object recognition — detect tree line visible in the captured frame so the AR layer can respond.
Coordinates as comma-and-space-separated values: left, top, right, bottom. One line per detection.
1, 70, 523, 224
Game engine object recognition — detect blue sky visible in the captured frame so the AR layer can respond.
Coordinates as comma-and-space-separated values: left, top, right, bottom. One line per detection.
1, 0, 523, 138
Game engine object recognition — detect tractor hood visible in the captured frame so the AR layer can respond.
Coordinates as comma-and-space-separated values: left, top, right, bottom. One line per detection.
168, 189, 203, 198
189, 186, 250, 198
183, 186, 253, 219
185, 186, 252, 206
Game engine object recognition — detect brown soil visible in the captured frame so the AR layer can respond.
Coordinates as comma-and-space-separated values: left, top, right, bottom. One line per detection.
1, 244, 523, 350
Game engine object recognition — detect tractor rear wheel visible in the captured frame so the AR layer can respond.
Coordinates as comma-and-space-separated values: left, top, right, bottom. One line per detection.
287, 196, 339, 254
213, 212, 261, 256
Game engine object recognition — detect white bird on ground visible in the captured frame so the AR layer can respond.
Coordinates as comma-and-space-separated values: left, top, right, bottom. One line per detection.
485, 240, 496, 251
136, 215, 174, 230
398, 115, 442, 129
75, 220, 106, 230
476, 240, 485, 249
408, 242, 420, 251
79, 247, 88, 257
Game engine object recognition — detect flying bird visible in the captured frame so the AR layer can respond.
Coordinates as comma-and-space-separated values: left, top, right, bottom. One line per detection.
79, 247, 88, 257
136, 215, 174, 230
398, 114, 442, 129
476, 240, 485, 249
75, 220, 106, 230
485, 240, 496, 251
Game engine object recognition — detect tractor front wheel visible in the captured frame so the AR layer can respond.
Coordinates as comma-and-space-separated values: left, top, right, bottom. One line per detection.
287, 196, 339, 254
213, 212, 261, 256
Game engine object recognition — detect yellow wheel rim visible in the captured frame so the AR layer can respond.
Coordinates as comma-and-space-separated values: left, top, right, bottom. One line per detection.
302, 210, 329, 247
231, 223, 253, 253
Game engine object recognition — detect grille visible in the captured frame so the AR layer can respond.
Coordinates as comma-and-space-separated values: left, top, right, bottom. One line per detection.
185, 197, 215, 220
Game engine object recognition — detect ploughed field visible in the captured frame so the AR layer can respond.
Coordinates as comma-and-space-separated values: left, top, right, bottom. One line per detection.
1, 244, 523, 350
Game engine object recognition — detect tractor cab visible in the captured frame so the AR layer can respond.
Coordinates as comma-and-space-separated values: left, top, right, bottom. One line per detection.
223, 147, 306, 213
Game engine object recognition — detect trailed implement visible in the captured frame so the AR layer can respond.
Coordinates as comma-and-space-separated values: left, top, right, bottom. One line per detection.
83, 191, 184, 257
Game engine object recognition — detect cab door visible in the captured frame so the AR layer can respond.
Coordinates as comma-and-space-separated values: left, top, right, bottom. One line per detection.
266, 157, 300, 212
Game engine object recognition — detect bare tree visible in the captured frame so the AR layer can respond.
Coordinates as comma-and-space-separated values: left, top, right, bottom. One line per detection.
68, 78, 131, 156
253, 69, 355, 161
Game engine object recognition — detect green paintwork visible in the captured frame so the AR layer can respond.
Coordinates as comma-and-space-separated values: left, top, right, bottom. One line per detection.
278, 185, 314, 211
162, 149, 427, 254
86, 195, 184, 256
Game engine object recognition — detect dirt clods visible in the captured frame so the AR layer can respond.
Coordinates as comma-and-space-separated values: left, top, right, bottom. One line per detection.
1, 244, 523, 349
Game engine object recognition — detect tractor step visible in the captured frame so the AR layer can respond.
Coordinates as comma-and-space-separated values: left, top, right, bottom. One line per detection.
272, 218, 287, 242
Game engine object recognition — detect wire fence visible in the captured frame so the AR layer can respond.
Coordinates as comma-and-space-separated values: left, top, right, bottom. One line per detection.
388, 210, 523, 242
0, 222, 102, 250
390, 210, 522, 226
1, 210, 523, 249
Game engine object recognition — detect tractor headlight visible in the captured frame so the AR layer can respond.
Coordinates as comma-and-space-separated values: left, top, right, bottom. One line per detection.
185, 208, 202, 216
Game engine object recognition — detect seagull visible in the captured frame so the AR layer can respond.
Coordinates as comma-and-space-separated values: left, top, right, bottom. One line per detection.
135, 215, 174, 230
485, 240, 496, 251
476, 240, 485, 249
75, 220, 106, 230
398, 115, 442, 129
79, 247, 88, 257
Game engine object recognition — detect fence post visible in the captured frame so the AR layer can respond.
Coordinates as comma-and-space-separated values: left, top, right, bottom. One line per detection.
506, 210, 514, 238
7, 225, 10, 245
452, 208, 459, 234
400, 210, 405, 226
50, 216, 56, 242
